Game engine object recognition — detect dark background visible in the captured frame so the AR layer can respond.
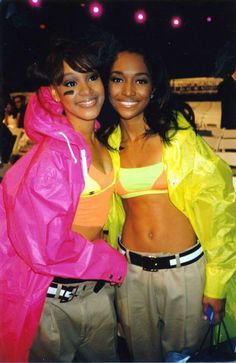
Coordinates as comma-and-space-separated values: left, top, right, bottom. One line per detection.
1, 0, 236, 93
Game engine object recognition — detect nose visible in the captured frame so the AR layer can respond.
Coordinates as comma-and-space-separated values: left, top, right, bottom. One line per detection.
122, 81, 135, 97
78, 80, 93, 96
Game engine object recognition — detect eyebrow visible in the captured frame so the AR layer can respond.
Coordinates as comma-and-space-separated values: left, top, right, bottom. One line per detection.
110, 71, 150, 77
63, 72, 77, 77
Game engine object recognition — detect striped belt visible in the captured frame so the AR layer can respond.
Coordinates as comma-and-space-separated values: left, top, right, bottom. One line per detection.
47, 280, 106, 303
47, 282, 79, 303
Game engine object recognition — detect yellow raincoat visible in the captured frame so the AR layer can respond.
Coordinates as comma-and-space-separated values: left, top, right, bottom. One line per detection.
107, 113, 236, 337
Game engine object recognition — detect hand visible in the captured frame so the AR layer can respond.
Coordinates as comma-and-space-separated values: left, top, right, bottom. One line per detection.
202, 295, 226, 324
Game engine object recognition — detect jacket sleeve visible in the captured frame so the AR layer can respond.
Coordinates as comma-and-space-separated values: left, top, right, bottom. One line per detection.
103, 142, 126, 248
187, 135, 236, 299
2, 147, 127, 283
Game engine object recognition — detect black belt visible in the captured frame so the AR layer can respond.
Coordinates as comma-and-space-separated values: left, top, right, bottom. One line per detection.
119, 242, 204, 272
53, 276, 84, 284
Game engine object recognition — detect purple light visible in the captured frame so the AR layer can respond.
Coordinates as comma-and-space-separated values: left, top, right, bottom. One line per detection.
170, 16, 183, 29
28, 0, 41, 7
134, 9, 147, 24
89, 2, 103, 18
206, 16, 212, 23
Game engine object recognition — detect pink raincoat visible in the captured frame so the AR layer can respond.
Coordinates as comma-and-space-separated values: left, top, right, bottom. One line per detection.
0, 87, 127, 362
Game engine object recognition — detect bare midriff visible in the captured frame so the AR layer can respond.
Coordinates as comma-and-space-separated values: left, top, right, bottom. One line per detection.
73, 225, 104, 241
122, 193, 197, 253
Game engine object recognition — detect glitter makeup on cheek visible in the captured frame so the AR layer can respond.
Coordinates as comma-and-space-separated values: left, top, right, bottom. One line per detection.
64, 90, 75, 96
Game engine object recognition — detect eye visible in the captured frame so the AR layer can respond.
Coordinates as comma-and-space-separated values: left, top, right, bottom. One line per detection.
136, 79, 149, 84
88, 72, 100, 81
110, 76, 123, 83
63, 80, 77, 87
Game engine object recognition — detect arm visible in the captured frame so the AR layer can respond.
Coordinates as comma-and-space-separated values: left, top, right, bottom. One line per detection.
165, 115, 236, 321
2, 147, 127, 283
189, 136, 236, 320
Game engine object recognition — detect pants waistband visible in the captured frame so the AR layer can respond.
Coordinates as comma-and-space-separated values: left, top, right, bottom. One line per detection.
118, 241, 204, 272
47, 280, 106, 302
53, 277, 84, 284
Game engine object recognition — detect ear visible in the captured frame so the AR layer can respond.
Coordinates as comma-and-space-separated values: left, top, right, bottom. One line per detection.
50, 87, 60, 103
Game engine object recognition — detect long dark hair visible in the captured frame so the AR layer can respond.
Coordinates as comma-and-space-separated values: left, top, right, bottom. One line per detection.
97, 38, 196, 149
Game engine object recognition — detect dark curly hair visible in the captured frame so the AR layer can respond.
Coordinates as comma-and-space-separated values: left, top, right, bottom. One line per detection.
97, 36, 196, 148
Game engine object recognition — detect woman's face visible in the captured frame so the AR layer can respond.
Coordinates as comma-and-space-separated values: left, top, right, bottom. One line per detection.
5, 103, 13, 113
51, 61, 104, 125
109, 51, 153, 121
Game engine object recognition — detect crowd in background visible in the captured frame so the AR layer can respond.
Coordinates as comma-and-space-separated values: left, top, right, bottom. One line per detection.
0, 94, 27, 168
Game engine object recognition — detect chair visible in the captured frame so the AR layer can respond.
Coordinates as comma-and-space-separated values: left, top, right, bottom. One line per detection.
216, 152, 236, 167
233, 177, 236, 191
210, 128, 225, 138
222, 129, 236, 139
218, 138, 236, 151
202, 136, 221, 151
199, 127, 225, 138
216, 152, 236, 177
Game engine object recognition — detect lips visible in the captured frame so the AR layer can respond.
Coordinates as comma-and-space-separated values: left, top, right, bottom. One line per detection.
117, 100, 138, 108
78, 98, 97, 108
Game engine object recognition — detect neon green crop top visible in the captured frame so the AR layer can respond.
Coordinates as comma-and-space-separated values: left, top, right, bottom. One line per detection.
116, 162, 168, 199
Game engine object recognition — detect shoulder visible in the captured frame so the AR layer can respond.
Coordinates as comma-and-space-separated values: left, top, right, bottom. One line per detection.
21, 138, 76, 190
166, 113, 197, 147
164, 113, 231, 177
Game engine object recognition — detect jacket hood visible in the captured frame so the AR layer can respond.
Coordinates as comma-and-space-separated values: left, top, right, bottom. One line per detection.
24, 87, 88, 149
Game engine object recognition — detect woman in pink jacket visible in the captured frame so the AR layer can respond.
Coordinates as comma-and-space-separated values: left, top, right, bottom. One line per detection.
0, 38, 127, 362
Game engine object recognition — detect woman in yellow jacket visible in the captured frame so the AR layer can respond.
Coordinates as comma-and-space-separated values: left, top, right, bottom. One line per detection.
100, 39, 236, 362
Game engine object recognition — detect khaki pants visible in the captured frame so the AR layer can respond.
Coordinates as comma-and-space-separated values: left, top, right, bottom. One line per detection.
116, 246, 209, 362
30, 281, 118, 362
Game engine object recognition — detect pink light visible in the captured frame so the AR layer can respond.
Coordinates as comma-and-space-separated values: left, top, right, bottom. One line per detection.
89, 2, 103, 18
206, 16, 212, 22
134, 9, 147, 24
28, 0, 41, 7
170, 16, 182, 29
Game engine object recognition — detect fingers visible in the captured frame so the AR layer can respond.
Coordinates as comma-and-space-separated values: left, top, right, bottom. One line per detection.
202, 295, 226, 324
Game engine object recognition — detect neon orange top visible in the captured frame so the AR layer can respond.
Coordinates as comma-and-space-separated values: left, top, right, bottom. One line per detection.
116, 162, 168, 199
72, 165, 115, 230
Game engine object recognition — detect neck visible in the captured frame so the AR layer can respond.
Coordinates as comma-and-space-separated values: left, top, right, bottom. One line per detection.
69, 117, 96, 143
78, 125, 97, 145
120, 116, 147, 142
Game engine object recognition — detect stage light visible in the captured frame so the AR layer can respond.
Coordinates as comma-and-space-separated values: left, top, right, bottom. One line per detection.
89, 2, 103, 18
134, 9, 147, 24
39, 24, 46, 30
28, 0, 41, 7
206, 16, 212, 23
170, 16, 182, 29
